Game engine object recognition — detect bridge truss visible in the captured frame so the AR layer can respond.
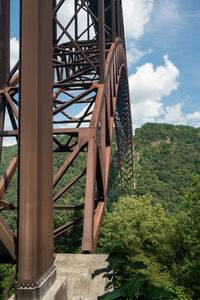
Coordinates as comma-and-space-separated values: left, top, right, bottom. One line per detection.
0, 0, 133, 297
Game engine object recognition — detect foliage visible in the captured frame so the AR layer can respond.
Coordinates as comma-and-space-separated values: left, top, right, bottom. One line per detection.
0, 265, 16, 300
98, 194, 191, 299
1, 123, 200, 299
134, 123, 200, 212
93, 243, 175, 299
175, 176, 200, 299
54, 209, 83, 253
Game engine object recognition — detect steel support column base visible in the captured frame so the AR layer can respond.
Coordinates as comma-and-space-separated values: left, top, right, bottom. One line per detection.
16, 265, 57, 300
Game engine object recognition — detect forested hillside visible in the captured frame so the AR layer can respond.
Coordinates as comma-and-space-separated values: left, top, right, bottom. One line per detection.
1, 123, 200, 299
99, 123, 200, 299
2, 123, 199, 218
134, 123, 200, 211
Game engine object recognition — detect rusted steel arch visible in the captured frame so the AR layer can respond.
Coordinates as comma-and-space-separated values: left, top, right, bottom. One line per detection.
115, 66, 134, 188
51, 38, 133, 253
82, 38, 133, 253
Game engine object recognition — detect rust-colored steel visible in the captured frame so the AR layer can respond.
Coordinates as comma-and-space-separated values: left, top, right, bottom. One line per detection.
0, 154, 18, 199
0, 214, 16, 263
98, 0, 105, 84
0, 0, 10, 163
18, 0, 54, 291
0, 0, 10, 89
0, 0, 134, 295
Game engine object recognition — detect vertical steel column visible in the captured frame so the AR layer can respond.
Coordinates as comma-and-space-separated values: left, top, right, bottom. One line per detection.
75, 0, 78, 41
98, 0, 106, 193
17, 1, 55, 298
98, 0, 105, 84
0, 0, 9, 161
0, 97, 6, 162
82, 0, 106, 253
87, 8, 90, 40
111, 0, 116, 42
0, 0, 10, 89
53, 0, 57, 47
117, 0, 120, 37
82, 135, 97, 253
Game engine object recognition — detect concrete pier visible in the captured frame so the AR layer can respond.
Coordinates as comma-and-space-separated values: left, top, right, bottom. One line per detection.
54, 254, 109, 300
9, 254, 109, 299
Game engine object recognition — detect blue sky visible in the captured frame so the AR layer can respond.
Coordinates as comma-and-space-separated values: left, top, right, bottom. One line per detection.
9, 0, 200, 135
123, 0, 200, 129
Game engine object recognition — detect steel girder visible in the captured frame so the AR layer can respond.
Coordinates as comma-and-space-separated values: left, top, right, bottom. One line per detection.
0, 0, 134, 294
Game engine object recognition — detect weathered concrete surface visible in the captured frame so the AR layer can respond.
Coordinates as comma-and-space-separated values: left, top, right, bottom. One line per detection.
43, 278, 67, 300
54, 254, 109, 300
9, 254, 108, 300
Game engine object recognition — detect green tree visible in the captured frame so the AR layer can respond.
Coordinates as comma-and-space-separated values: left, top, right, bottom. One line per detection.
0, 265, 16, 300
98, 194, 189, 299
134, 123, 200, 212
93, 243, 175, 299
176, 176, 200, 299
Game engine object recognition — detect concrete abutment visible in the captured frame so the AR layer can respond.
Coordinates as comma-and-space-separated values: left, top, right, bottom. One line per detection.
10, 254, 109, 300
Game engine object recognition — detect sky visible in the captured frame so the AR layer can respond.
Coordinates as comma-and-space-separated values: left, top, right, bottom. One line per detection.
8, 0, 200, 142
123, 0, 200, 130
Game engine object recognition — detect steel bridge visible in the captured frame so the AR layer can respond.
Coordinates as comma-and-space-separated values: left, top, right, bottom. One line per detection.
0, 0, 133, 298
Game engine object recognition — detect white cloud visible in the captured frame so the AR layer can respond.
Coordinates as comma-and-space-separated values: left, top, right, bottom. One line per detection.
56, 0, 153, 42
122, 1, 154, 68
10, 37, 19, 69
75, 104, 93, 119
129, 55, 179, 103
186, 111, 200, 128
56, 0, 94, 43
2, 112, 17, 146
4, 112, 12, 130
132, 100, 164, 131
57, 0, 75, 41
158, 103, 186, 125
1, 39, 19, 145
186, 111, 200, 121
127, 42, 152, 65
3, 138, 16, 147
157, 106, 200, 128
129, 55, 180, 128
123, 0, 154, 40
